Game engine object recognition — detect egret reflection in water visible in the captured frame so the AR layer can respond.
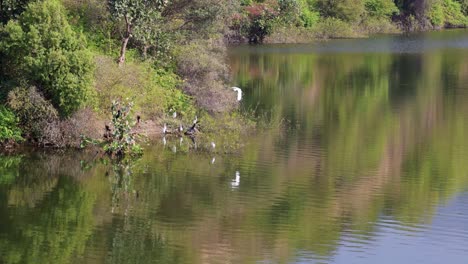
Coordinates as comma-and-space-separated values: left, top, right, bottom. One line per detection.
231, 171, 240, 188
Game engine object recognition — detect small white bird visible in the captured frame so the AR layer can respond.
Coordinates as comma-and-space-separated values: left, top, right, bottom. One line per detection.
163, 123, 167, 134
193, 115, 198, 124
179, 124, 184, 132
211, 142, 216, 149
232, 87, 242, 101
172, 111, 177, 119
231, 171, 240, 188
211, 157, 216, 164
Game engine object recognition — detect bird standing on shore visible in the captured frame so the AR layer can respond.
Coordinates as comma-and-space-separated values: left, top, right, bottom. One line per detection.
232, 87, 242, 101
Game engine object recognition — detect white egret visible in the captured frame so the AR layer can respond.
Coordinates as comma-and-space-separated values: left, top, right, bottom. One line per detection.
179, 124, 184, 132
232, 87, 242, 101
231, 171, 240, 188
172, 111, 177, 119
211, 157, 216, 164
211, 142, 216, 149
193, 115, 198, 124
163, 123, 167, 134
162, 137, 167, 146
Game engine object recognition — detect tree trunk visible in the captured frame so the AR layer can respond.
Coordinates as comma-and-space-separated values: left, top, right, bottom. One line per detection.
118, 36, 130, 65
142, 45, 149, 60
118, 15, 132, 66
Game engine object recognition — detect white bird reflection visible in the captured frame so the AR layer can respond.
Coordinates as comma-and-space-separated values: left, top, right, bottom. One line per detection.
231, 171, 240, 188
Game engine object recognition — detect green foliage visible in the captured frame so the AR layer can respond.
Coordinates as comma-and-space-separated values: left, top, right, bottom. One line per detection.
364, 0, 398, 18
7, 87, 58, 139
0, 0, 30, 24
94, 55, 194, 119
104, 100, 143, 157
429, 0, 467, 27
0, 0, 95, 117
429, 1, 445, 26
459, 0, 468, 15
315, 0, 366, 22
299, 6, 320, 27
443, 0, 468, 26
0, 155, 23, 184
278, 0, 302, 24
107, 0, 169, 63
0, 106, 23, 143
241, 2, 280, 43
108, 0, 167, 19
313, 17, 358, 38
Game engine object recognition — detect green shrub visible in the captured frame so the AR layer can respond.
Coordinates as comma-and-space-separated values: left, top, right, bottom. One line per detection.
7, 87, 58, 139
94, 55, 194, 119
312, 17, 359, 39
361, 16, 400, 34
0, 0, 95, 117
265, 26, 315, 43
460, 0, 468, 15
315, 0, 366, 22
300, 7, 320, 27
0, 106, 23, 143
429, 1, 445, 26
0, 0, 31, 24
278, 0, 302, 24
103, 100, 142, 157
429, 0, 468, 27
364, 0, 398, 18
241, 2, 280, 43
443, 0, 468, 26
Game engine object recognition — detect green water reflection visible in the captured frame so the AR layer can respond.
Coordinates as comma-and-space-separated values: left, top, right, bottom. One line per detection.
1, 31, 468, 263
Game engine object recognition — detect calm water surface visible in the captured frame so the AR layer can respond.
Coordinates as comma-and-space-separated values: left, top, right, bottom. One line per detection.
1, 30, 468, 264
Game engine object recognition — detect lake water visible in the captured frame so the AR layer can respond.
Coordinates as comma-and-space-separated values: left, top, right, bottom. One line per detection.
1, 30, 468, 264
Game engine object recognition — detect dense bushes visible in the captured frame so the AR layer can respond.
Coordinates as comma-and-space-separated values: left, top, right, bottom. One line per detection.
0, 0, 94, 117
429, 0, 468, 27
0, 106, 22, 143
0, 0, 30, 24
7, 87, 59, 139
231, 0, 467, 43
177, 40, 237, 112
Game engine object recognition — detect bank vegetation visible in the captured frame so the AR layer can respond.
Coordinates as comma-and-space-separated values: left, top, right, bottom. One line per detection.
0, 0, 466, 149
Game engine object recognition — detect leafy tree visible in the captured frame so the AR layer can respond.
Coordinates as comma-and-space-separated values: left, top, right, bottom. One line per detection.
299, 0, 320, 27
364, 0, 398, 18
107, 0, 169, 65
0, 0, 94, 117
242, 2, 279, 43
459, 0, 468, 15
0, 0, 30, 24
315, 0, 366, 22
0, 106, 22, 143
428, 0, 467, 27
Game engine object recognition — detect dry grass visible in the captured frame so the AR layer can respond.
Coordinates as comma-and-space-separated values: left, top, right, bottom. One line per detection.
176, 39, 237, 113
